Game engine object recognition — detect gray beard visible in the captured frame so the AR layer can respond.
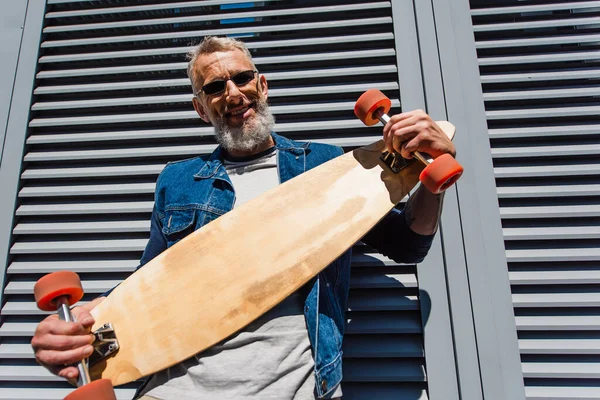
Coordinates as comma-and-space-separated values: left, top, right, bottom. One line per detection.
213, 100, 275, 153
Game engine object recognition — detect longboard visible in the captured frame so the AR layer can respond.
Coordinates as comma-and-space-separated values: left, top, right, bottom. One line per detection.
85, 121, 456, 386
34, 90, 462, 399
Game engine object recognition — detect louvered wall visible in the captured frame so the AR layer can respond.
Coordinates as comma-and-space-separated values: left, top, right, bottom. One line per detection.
470, 1, 600, 399
0, 1, 431, 399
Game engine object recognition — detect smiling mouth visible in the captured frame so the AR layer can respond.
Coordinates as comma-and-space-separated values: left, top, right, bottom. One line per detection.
225, 102, 255, 118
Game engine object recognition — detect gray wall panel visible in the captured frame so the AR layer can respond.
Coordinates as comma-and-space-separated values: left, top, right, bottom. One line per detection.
393, 1, 462, 399
430, 0, 525, 399
0, 0, 46, 306
0, 0, 29, 164
470, 0, 600, 398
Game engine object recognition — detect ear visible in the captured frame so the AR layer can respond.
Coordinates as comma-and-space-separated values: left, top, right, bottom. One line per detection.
259, 74, 268, 99
192, 96, 210, 123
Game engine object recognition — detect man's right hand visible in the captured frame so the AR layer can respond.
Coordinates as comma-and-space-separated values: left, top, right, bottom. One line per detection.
31, 296, 105, 382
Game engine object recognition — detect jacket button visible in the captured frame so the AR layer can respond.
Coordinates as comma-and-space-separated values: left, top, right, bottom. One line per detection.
321, 379, 327, 392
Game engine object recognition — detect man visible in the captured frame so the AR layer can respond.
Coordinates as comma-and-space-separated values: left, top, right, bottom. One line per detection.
31, 36, 456, 399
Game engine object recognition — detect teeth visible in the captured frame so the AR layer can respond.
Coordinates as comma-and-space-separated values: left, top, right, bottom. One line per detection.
230, 107, 248, 116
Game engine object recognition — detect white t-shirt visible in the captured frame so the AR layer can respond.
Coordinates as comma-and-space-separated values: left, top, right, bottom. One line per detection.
139, 148, 342, 399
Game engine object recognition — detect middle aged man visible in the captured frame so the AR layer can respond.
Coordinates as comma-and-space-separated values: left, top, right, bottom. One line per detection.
32, 36, 457, 400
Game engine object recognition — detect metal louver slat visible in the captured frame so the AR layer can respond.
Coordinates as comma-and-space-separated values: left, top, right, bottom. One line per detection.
36, 49, 397, 78
481, 69, 600, 83
522, 363, 600, 378
495, 164, 600, 178
506, 248, 600, 263
32, 82, 398, 109
16, 202, 154, 216
511, 269, 600, 284
44, 0, 282, 18
515, 316, 600, 330
40, 17, 393, 48
470, 1, 600, 16
470, 0, 600, 398
525, 387, 600, 400
501, 205, 600, 218
488, 124, 600, 138
39, 33, 395, 64
478, 50, 600, 65
25, 120, 373, 145
43, 2, 391, 33
474, 16, 600, 31
29, 98, 400, 127
477, 33, 600, 49
4, 280, 121, 294
13, 221, 150, 234
0, 1, 429, 399
21, 165, 164, 179
519, 339, 600, 354
503, 226, 600, 240
10, 239, 148, 254
8, 260, 139, 274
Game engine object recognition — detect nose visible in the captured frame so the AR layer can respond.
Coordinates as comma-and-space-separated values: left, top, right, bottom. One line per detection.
225, 79, 244, 102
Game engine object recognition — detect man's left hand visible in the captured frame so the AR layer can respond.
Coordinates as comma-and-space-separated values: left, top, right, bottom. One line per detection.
382, 109, 456, 160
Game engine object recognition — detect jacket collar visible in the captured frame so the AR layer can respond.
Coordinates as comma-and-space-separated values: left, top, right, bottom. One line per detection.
194, 132, 308, 179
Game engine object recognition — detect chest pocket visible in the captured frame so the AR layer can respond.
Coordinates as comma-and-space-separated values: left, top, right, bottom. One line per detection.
161, 208, 197, 247
161, 207, 225, 248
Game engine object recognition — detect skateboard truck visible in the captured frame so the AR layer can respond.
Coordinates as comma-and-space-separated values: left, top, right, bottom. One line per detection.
89, 323, 120, 368
379, 150, 414, 173
354, 89, 464, 194
377, 105, 417, 174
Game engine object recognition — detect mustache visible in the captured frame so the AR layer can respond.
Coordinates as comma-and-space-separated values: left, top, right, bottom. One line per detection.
223, 99, 254, 114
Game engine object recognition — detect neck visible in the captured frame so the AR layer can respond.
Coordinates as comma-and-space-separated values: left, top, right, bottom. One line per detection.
225, 136, 275, 158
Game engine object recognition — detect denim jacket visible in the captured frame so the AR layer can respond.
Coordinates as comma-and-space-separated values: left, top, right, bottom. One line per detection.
128, 133, 434, 398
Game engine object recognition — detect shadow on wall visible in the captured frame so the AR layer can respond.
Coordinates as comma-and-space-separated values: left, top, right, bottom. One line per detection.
343, 253, 431, 400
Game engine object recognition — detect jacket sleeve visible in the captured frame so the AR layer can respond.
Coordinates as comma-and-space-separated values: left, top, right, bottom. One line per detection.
137, 206, 168, 267
361, 207, 436, 264
101, 206, 168, 297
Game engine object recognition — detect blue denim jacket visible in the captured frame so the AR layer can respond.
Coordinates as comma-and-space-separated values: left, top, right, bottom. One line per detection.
128, 133, 434, 398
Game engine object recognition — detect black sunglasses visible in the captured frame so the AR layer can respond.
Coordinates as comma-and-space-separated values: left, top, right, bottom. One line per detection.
196, 70, 258, 96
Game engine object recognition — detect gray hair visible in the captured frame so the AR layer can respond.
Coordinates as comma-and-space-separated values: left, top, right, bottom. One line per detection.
186, 36, 256, 93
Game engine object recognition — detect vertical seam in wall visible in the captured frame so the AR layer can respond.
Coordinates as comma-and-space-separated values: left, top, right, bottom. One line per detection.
438, 226, 462, 398
412, 1, 427, 111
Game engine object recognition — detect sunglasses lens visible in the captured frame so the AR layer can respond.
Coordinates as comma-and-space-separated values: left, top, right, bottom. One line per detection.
232, 70, 256, 86
202, 81, 225, 95
200, 70, 256, 95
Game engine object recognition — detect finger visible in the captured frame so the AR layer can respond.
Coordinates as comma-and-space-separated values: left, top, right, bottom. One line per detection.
399, 136, 422, 159
56, 366, 80, 382
382, 112, 415, 145
405, 135, 457, 159
388, 124, 421, 152
36, 345, 94, 368
386, 121, 420, 153
32, 331, 94, 352
391, 136, 414, 159
36, 318, 91, 338
46, 363, 82, 385
71, 308, 95, 328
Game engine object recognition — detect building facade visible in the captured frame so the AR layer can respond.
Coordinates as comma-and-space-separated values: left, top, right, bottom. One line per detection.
0, 1, 598, 399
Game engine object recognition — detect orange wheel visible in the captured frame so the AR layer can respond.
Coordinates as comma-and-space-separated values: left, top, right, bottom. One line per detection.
419, 154, 463, 194
34, 271, 83, 312
65, 379, 116, 400
354, 89, 392, 126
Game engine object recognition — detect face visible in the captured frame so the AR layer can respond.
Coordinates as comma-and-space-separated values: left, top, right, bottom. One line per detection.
191, 49, 274, 155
